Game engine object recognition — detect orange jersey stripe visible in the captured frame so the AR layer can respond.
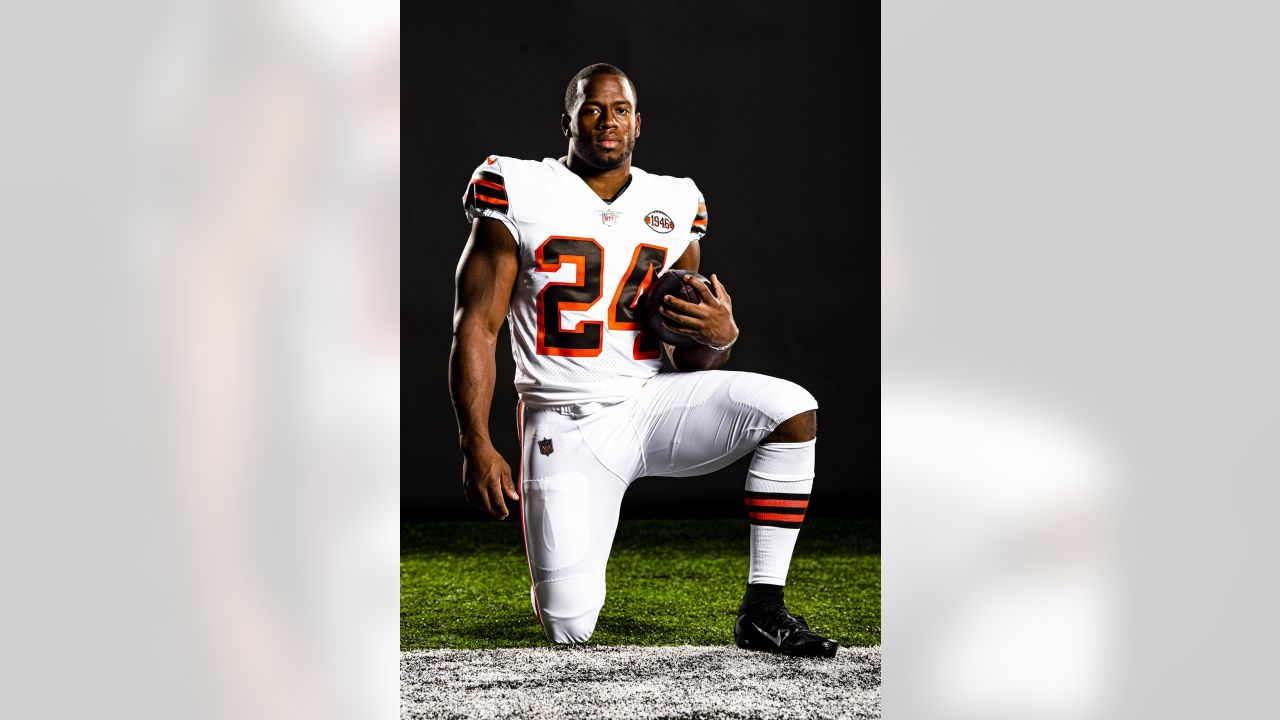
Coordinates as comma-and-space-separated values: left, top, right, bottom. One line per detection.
745, 498, 809, 509
476, 194, 509, 206
692, 219, 708, 226
516, 401, 539, 622
748, 511, 807, 523
471, 178, 506, 191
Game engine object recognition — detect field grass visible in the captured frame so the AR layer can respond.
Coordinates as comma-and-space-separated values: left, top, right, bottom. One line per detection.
401, 518, 880, 650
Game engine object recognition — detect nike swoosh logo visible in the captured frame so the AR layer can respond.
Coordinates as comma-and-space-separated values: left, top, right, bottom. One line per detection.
752, 623, 790, 647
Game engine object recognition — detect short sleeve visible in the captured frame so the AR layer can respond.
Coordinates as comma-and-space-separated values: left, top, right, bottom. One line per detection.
461, 155, 520, 241
463, 153, 512, 212
688, 180, 708, 240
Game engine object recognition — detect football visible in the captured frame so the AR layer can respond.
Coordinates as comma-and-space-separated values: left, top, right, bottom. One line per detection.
643, 269, 709, 347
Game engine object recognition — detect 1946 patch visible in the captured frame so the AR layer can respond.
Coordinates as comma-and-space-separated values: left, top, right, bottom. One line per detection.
644, 210, 675, 234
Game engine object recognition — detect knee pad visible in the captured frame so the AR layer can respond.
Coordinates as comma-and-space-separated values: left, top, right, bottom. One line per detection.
536, 574, 605, 644
523, 472, 592, 573
729, 374, 818, 424
541, 607, 602, 644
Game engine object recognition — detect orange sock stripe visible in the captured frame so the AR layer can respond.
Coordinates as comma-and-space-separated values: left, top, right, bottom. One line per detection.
744, 497, 809, 509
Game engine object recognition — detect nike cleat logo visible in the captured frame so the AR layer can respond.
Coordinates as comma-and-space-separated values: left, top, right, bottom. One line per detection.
753, 623, 791, 647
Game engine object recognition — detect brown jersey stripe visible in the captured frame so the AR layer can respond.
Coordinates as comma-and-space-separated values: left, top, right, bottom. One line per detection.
468, 174, 508, 203
464, 185, 510, 214
473, 170, 505, 186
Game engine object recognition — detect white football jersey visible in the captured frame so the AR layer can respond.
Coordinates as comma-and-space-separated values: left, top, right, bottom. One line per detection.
463, 155, 708, 407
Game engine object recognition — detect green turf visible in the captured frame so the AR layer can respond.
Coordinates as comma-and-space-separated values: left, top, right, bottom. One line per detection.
401, 518, 880, 650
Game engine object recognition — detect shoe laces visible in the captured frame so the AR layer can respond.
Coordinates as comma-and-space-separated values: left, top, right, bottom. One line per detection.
755, 603, 813, 635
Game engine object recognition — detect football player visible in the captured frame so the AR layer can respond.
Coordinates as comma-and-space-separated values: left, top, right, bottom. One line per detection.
449, 63, 837, 657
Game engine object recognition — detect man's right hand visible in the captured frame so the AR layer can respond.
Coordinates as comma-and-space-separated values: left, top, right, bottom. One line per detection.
451, 217, 521, 521
462, 443, 519, 520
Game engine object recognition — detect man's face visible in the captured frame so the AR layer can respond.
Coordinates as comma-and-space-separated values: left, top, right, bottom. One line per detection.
564, 74, 640, 170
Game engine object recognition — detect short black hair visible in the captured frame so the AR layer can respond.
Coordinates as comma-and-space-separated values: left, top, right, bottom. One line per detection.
563, 63, 637, 115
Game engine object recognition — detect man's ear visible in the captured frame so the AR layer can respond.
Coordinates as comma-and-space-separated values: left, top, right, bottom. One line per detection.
561, 113, 572, 138
635, 112, 641, 139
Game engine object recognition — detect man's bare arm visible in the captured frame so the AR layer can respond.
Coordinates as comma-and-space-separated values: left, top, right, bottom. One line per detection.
449, 218, 520, 519
661, 241, 740, 371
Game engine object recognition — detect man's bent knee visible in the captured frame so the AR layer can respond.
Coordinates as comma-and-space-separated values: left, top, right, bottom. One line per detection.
764, 408, 817, 444
540, 606, 602, 644
732, 375, 817, 443
534, 574, 605, 644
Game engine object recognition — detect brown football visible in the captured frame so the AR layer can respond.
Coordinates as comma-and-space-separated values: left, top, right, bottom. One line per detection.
643, 270, 708, 347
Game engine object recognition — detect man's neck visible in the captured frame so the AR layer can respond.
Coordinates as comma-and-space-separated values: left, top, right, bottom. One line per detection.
563, 153, 632, 202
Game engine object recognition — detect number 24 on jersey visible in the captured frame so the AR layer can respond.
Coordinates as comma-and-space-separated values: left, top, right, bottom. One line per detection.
535, 236, 666, 360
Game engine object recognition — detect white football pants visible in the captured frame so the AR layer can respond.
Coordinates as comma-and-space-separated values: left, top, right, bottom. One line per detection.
517, 370, 818, 644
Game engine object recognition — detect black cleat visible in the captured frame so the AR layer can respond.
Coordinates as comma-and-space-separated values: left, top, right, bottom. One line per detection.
734, 603, 839, 658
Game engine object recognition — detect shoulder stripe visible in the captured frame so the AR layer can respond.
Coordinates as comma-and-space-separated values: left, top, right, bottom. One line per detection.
473, 170, 506, 186
463, 183, 509, 215
469, 171, 508, 203
690, 196, 708, 237
471, 177, 506, 192
475, 193, 509, 206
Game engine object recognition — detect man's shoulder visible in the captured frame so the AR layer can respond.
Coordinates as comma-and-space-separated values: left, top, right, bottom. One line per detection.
463, 156, 559, 227
632, 166, 701, 197
474, 155, 557, 178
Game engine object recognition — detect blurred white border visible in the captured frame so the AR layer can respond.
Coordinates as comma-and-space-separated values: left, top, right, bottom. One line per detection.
0, 1, 398, 717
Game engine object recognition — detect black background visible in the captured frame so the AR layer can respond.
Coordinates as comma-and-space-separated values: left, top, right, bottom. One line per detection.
406, 1, 877, 520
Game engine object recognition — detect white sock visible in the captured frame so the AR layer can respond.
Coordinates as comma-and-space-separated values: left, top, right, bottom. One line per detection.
745, 439, 816, 586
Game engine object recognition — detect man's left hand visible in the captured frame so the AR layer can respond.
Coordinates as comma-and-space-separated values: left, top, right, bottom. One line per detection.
658, 273, 738, 349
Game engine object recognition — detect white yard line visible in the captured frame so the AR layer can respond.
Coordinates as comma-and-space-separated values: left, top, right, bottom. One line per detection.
401, 645, 880, 719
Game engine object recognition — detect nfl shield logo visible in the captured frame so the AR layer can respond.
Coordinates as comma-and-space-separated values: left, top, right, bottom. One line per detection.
601, 210, 617, 227
538, 438, 554, 455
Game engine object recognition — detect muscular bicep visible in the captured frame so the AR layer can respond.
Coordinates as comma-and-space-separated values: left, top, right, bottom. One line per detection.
454, 218, 519, 336
671, 240, 700, 272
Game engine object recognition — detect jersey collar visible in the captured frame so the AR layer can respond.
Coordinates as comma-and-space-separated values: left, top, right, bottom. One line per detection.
549, 157, 642, 209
